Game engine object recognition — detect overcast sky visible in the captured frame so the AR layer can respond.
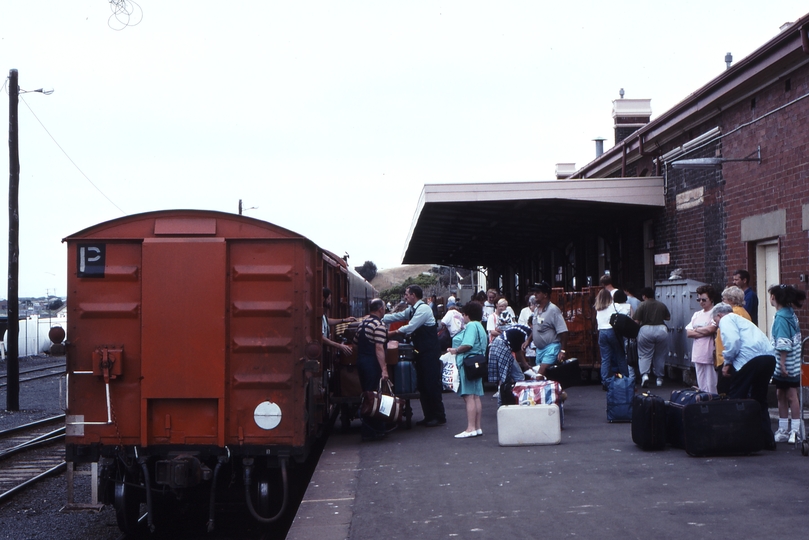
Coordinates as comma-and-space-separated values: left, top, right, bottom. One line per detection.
1, 1, 806, 297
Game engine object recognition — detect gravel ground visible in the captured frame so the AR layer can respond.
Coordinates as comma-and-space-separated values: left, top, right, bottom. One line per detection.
0, 356, 312, 539
1, 355, 120, 540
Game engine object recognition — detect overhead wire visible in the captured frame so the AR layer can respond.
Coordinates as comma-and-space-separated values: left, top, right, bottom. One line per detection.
18, 96, 127, 215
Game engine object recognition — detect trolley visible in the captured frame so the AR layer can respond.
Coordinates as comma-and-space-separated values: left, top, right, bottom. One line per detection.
800, 337, 809, 456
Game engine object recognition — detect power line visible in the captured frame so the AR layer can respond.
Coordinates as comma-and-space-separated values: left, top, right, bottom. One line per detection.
19, 96, 126, 215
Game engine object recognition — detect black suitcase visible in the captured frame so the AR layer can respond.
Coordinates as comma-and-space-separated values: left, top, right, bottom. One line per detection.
545, 358, 581, 389
665, 389, 719, 448
682, 399, 765, 456
632, 392, 667, 450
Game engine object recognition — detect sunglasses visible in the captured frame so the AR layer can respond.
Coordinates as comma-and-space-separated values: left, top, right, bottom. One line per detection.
697, 298, 709, 302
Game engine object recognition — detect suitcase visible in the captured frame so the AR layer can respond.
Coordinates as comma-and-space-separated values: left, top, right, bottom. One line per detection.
393, 360, 418, 394
338, 365, 362, 397
681, 399, 765, 456
606, 374, 634, 423
385, 341, 400, 365
631, 393, 667, 450
512, 380, 563, 405
665, 389, 719, 448
497, 404, 561, 446
544, 358, 581, 389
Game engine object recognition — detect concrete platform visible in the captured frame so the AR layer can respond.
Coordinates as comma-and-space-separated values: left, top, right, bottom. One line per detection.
288, 381, 808, 540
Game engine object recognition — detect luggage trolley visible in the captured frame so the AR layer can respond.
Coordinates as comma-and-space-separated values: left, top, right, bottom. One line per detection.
800, 337, 809, 456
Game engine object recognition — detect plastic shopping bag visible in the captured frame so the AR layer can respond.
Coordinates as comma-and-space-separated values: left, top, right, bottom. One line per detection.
440, 352, 459, 393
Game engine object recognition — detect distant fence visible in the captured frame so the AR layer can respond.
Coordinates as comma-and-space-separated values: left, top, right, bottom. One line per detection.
3, 314, 68, 357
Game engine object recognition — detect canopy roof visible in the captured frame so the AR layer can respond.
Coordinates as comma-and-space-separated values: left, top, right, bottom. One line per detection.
401, 177, 664, 268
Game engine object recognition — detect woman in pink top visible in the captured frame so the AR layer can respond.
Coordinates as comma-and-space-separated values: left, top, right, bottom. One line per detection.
686, 285, 719, 393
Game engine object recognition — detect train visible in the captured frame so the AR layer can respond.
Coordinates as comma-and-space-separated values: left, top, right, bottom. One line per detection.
62, 209, 376, 535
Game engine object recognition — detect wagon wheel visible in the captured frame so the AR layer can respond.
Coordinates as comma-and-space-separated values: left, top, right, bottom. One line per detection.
114, 473, 142, 535
256, 474, 272, 517
802, 440, 808, 456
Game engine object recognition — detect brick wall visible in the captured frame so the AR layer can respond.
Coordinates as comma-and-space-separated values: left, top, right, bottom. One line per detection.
648, 64, 809, 330
721, 66, 809, 327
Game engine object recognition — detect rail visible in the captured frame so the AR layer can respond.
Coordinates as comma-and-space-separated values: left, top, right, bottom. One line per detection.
0, 415, 66, 503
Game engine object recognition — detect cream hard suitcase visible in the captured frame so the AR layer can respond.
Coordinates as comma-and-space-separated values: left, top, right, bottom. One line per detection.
497, 404, 562, 446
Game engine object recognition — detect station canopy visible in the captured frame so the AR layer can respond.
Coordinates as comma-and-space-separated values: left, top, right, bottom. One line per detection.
401, 177, 665, 269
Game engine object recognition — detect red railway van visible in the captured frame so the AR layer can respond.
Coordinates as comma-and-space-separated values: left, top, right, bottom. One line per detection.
63, 210, 353, 534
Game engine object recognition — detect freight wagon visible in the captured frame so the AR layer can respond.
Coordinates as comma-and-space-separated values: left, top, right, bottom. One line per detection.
62, 210, 375, 535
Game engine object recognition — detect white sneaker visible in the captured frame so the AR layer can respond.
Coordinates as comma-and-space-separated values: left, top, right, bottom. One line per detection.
788, 429, 799, 444
774, 428, 790, 443
656, 378, 664, 387
641, 374, 649, 388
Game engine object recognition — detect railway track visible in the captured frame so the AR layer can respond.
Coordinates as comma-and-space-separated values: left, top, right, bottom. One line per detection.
0, 361, 66, 388
0, 415, 66, 504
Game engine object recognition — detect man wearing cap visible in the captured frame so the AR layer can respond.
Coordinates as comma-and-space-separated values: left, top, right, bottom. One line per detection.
531, 282, 568, 376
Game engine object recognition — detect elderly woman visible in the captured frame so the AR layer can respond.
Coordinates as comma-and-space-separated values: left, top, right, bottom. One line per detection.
447, 301, 488, 439
686, 285, 719, 393
712, 302, 777, 448
487, 297, 515, 341
715, 286, 752, 393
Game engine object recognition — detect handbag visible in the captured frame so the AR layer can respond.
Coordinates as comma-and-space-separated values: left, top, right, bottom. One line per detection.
463, 354, 487, 380
610, 304, 640, 339
462, 324, 488, 381
360, 379, 403, 423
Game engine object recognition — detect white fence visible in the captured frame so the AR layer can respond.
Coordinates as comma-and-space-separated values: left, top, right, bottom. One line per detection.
3, 314, 68, 357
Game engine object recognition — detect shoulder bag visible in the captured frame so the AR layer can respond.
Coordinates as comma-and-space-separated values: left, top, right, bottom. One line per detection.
462, 323, 488, 381
609, 304, 640, 339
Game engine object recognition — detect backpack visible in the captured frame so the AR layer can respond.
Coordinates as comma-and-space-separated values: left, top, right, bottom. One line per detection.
609, 306, 640, 339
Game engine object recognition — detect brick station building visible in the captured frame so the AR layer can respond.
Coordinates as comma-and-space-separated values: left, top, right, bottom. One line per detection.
403, 13, 809, 347
568, 13, 809, 333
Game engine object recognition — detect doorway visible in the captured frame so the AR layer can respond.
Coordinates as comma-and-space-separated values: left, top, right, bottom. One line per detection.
755, 240, 779, 336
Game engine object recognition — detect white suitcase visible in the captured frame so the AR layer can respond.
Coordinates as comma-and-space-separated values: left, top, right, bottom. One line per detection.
497, 404, 561, 446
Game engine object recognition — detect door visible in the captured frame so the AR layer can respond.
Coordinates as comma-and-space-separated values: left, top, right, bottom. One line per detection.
755, 240, 779, 336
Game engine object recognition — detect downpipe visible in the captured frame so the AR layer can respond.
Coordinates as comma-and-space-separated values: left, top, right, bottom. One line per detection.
242, 457, 289, 524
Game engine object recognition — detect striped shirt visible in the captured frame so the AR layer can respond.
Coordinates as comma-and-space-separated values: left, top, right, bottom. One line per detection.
771, 307, 801, 380
354, 315, 387, 346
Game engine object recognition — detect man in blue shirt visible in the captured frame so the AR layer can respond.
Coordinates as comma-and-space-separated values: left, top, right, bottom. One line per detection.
384, 285, 446, 427
733, 269, 759, 326
713, 302, 776, 449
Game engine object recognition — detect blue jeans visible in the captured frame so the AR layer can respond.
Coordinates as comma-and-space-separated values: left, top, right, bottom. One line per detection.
599, 328, 628, 382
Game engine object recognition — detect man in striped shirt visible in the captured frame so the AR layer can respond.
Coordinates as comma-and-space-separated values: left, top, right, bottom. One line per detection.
354, 299, 389, 441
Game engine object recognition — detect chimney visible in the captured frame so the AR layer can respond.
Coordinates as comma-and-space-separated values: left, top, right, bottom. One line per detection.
612, 96, 652, 145
725, 52, 733, 69
593, 137, 606, 158
555, 163, 576, 179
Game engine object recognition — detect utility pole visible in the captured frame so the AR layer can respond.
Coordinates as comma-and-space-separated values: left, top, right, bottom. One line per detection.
7, 69, 20, 411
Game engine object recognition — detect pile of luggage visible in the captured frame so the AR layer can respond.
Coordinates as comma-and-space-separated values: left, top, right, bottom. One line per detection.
496, 379, 565, 446
631, 388, 767, 456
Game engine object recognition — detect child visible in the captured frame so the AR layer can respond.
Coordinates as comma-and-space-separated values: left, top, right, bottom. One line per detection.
769, 284, 806, 443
